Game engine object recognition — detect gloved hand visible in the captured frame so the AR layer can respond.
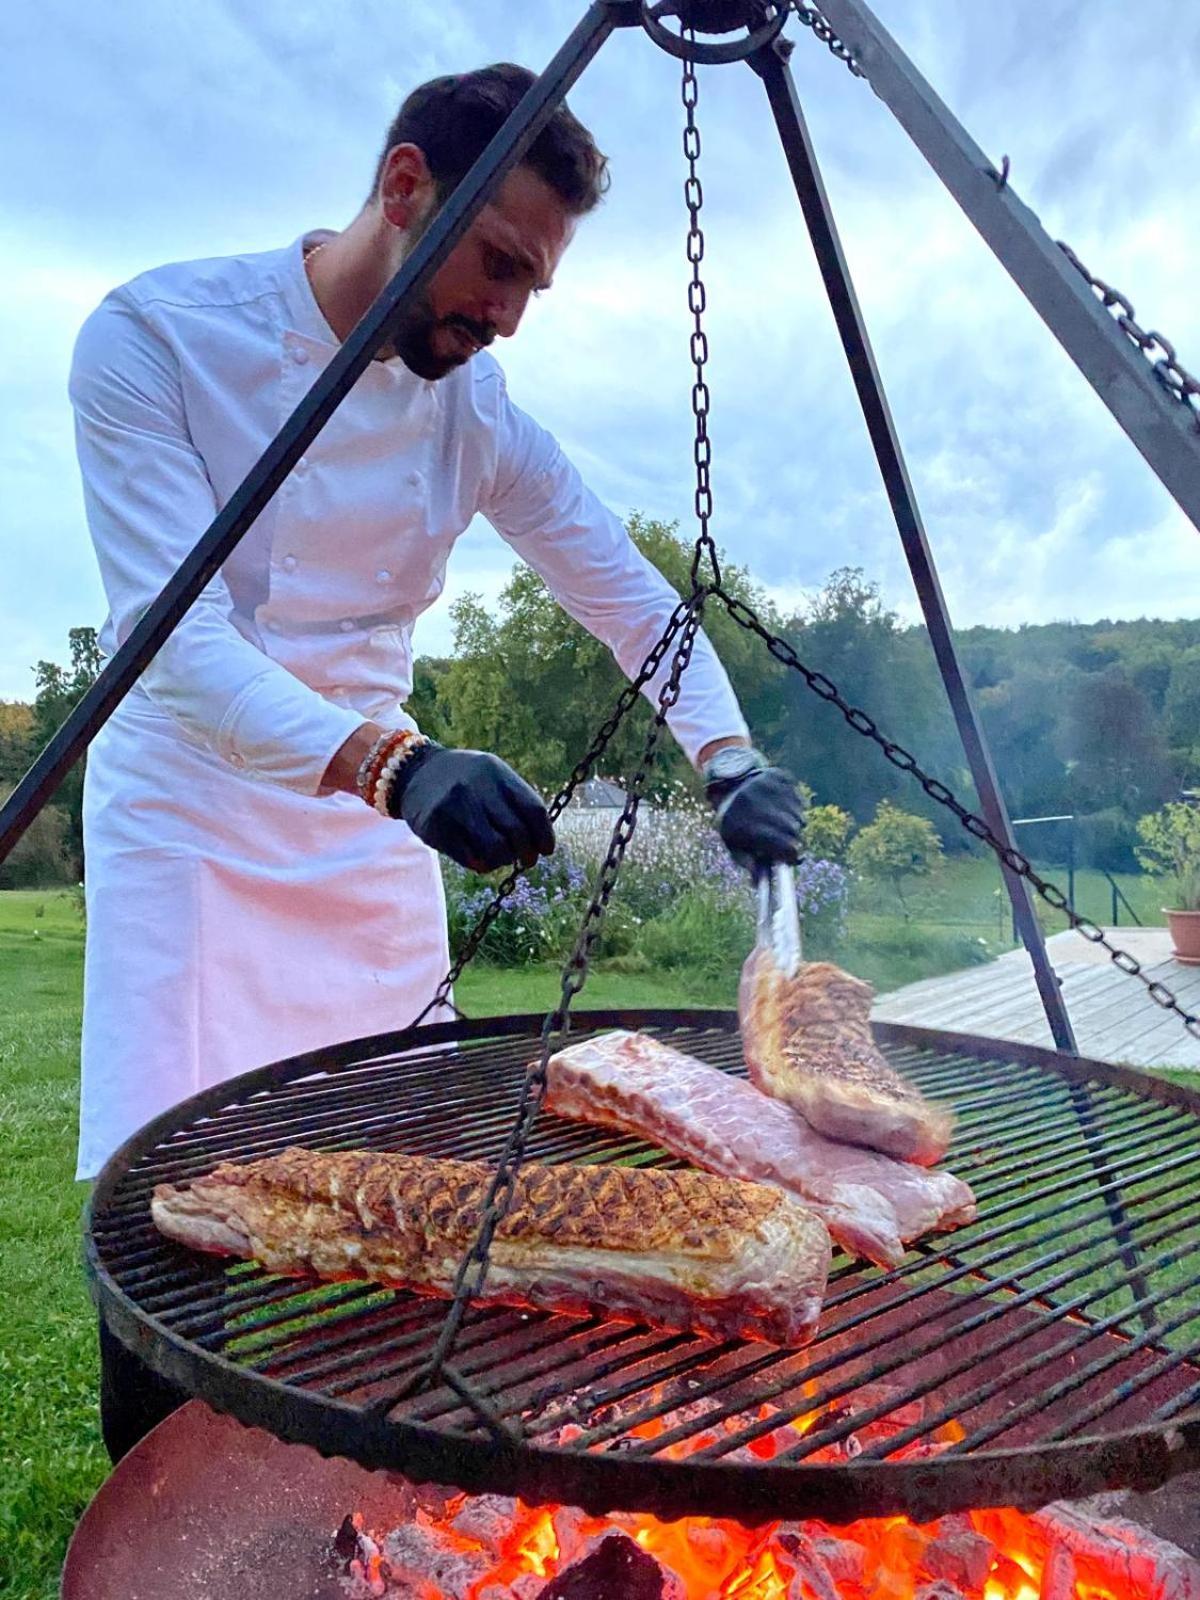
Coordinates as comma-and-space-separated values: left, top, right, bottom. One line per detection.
388, 742, 555, 873
703, 745, 805, 870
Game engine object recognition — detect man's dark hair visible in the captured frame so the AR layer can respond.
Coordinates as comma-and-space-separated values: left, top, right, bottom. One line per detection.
372, 63, 608, 215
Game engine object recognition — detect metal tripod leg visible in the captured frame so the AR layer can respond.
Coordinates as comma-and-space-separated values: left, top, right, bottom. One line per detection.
0, 1, 630, 865
751, 39, 1078, 1054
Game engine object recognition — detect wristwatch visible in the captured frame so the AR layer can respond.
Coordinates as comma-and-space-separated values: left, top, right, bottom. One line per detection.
702, 745, 767, 809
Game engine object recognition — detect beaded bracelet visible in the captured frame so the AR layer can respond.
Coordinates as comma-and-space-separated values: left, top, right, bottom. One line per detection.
373, 730, 429, 817
355, 729, 425, 812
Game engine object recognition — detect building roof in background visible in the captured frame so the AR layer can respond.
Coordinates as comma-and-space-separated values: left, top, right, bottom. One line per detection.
568, 777, 627, 810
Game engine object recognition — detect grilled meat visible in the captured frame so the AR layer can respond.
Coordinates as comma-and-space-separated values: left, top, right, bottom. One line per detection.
151, 1146, 831, 1347
739, 952, 954, 1165
544, 1031, 976, 1267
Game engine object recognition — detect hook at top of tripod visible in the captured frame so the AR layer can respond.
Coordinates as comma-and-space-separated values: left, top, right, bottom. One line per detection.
639, 0, 789, 64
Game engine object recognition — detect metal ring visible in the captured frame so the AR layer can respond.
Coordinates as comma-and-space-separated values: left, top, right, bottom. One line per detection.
640, 0, 789, 63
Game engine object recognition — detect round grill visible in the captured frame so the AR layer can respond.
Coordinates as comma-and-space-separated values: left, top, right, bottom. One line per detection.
87, 1010, 1200, 1524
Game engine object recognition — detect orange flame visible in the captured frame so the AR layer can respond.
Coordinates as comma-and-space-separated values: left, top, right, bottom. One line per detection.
343, 1408, 1139, 1600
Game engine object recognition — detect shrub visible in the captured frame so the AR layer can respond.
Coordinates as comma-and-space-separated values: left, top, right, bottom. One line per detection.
847, 801, 943, 919
442, 792, 850, 973
442, 848, 588, 966
0, 793, 74, 889
804, 803, 854, 863
1076, 809, 1139, 874
1135, 802, 1200, 911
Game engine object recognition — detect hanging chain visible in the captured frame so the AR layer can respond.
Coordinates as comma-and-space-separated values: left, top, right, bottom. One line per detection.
788, 5, 1197, 428
394, 600, 707, 1415
790, 1, 865, 77
1056, 243, 1200, 428
403, 592, 696, 1032
717, 589, 1200, 1041
408, 40, 724, 1035
392, 52, 726, 1418
682, 41, 722, 591
377, 31, 1200, 1435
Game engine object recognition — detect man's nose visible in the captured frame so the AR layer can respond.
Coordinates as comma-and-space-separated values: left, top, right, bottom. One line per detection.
486, 284, 530, 339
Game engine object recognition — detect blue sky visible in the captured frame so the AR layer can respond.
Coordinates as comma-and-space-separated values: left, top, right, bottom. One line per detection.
2, 0, 1199, 702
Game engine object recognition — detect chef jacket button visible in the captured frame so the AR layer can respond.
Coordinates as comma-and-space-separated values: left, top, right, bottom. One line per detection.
281, 555, 298, 573
293, 347, 309, 366
229, 752, 246, 769
339, 618, 356, 633
375, 568, 392, 585
406, 470, 423, 489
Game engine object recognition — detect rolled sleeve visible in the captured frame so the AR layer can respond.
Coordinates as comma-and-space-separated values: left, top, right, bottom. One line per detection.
70, 291, 365, 793
481, 377, 748, 766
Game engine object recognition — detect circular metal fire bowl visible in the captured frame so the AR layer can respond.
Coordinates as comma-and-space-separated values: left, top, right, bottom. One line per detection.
86, 1010, 1200, 1525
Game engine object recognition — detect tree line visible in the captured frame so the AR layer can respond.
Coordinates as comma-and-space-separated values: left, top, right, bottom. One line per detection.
2, 517, 1193, 885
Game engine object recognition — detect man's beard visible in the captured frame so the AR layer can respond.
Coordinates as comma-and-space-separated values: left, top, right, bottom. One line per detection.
390, 298, 495, 380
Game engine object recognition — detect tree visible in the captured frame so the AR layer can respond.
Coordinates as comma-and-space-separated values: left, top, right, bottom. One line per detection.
1061, 667, 1173, 816
772, 569, 957, 831
976, 665, 1072, 820
0, 700, 33, 783
1163, 647, 1200, 781
847, 800, 943, 918
436, 515, 788, 794
29, 626, 103, 874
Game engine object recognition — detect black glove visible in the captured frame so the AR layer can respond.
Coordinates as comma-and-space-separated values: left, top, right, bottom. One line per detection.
388, 742, 555, 873
703, 745, 805, 869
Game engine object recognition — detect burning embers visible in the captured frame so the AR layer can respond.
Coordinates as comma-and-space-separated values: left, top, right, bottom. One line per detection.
334, 1489, 1200, 1600
326, 1391, 1200, 1599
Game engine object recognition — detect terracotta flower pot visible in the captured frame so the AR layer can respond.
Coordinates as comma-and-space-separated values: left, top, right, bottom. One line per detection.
1165, 908, 1200, 966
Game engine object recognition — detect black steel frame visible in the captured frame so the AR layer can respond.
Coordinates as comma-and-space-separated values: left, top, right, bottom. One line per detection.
0, 0, 1102, 1049
87, 1008, 1200, 1523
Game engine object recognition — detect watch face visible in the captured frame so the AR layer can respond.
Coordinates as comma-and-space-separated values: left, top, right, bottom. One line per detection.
707, 747, 762, 783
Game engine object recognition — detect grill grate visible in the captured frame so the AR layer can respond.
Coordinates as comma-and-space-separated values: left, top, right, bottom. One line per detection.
87, 1011, 1200, 1524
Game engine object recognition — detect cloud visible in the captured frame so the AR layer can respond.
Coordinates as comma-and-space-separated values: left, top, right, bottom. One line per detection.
2, 0, 1198, 708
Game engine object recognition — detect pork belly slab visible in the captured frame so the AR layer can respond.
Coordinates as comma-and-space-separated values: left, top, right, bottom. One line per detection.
739, 951, 954, 1165
150, 1147, 831, 1347
544, 1032, 976, 1268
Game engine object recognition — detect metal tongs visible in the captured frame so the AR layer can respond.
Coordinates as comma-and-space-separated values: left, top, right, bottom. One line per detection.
755, 861, 802, 978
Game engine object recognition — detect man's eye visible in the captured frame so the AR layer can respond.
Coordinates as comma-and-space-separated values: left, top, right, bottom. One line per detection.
483, 245, 516, 281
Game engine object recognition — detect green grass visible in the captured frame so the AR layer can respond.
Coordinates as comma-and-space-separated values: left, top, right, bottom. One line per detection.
847, 853, 1165, 941
0, 889, 721, 1600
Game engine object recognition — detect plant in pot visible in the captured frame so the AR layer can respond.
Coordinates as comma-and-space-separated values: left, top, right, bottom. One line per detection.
1135, 802, 1200, 964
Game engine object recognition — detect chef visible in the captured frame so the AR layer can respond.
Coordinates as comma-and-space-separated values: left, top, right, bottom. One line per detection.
70, 63, 804, 1186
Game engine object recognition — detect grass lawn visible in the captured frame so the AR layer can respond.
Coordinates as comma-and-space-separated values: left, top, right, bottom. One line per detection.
0, 865, 1181, 1599
0, 888, 724, 1600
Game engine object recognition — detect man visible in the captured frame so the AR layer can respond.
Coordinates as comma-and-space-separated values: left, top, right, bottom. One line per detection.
71, 64, 803, 1186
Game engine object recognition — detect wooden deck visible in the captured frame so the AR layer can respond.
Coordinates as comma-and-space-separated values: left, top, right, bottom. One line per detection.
872, 928, 1200, 1070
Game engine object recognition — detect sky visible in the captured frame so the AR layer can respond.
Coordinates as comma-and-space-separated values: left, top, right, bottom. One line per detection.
2, 0, 1199, 703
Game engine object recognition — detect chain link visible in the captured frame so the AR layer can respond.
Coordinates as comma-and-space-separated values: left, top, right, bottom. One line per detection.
402, 598, 707, 1406
1057, 242, 1200, 429
401, 54, 726, 1412
717, 588, 1200, 1041
403, 593, 696, 1032
683, 41, 722, 590
787, 6, 1197, 430
790, 1, 865, 77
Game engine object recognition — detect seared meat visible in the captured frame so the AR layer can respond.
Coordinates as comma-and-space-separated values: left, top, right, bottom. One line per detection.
544, 1031, 975, 1267
151, 1146, 831, 1347
739, 951, 954, 1165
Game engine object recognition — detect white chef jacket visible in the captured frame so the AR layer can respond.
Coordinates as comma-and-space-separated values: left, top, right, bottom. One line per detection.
70, 230, 749, 1180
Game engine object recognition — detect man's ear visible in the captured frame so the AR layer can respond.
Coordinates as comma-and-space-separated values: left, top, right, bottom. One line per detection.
379, 143, 436, 232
